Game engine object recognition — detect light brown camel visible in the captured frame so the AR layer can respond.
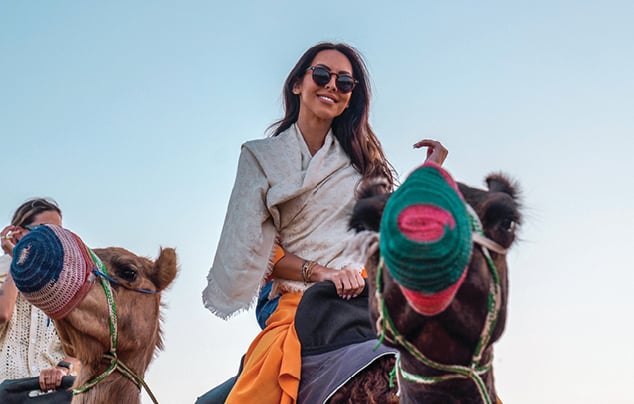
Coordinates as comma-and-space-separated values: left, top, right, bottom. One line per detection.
9, 226, 177, 404
57, 247, 177, 404
343, 164, 522, 403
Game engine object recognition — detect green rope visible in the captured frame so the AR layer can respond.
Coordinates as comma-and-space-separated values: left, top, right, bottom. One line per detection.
373, 330, 386, 350
72, 274, 119, 395
72, 356, 118, 394
104, 353, 161, 404
89, 249, 118, 354
374, 210, 501, 404
388, 362, 398, 388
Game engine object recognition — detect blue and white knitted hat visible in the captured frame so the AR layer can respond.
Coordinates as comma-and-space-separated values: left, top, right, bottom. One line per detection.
10, 224, 96, 319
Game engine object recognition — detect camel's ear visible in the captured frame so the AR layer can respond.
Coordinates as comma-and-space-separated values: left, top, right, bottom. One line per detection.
485, 172, 520, 201
152, 247, 178, 291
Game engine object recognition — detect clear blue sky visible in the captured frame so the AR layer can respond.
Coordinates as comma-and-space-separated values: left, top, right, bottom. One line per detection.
2, 2, 633, 403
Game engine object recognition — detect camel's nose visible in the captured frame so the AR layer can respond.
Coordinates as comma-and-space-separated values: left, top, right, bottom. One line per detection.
11, 223, 95, 320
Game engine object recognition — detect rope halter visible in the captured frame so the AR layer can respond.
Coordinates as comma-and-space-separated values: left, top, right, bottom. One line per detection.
374, 210, 507, 404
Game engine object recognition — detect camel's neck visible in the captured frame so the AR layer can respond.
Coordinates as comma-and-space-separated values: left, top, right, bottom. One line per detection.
397, 354, 497, 404
398, 372, 497, 404
71, 361, 148, 404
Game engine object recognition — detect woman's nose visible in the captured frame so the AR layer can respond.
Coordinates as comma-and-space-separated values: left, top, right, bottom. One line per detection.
324, 75, 338, 92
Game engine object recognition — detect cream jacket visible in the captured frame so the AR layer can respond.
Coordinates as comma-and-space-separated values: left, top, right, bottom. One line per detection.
202, 124, 374, 319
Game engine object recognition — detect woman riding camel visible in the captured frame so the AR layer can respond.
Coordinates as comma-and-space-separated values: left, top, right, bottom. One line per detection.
202, 42, 447, 403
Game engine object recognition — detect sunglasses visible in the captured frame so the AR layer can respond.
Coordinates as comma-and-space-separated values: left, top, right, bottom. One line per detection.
306, 66, 358, 94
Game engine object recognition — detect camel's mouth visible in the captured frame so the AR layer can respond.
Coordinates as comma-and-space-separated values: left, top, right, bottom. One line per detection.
10, 224, 99, 320
378, 163, 473, 315
397, 268, 468, 316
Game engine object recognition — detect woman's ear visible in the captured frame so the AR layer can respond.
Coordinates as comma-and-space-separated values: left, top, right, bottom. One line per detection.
292, 80, 301, 95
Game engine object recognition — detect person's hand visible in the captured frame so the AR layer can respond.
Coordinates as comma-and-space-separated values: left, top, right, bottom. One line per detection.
0, 225, 20, 256
314, 265, 365, 300
413, 139, 448, 166
39, 366, 68, 391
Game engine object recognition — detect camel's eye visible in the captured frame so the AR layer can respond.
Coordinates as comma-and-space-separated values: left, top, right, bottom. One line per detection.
117, 266, 138, 282
500, 218, 516, 233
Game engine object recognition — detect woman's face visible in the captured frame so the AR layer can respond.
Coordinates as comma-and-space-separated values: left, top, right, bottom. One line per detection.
1, 209, 63, 255
30, 211, 62, 227
293, 49, 354, 125
16, 210, 62, 241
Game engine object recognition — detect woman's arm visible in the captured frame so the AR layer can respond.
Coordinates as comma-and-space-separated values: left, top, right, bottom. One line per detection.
0, 274, 19, 323
414, 139, 448, 165
0, 225, 20, 323
202, 146, 278, 318
272, 250, 365, 300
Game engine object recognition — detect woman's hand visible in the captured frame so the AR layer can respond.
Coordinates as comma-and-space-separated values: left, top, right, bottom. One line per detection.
39, 366, 68, 391
0, 225, 20, 256
313, 265, 365, 300
414, 139, 448, 166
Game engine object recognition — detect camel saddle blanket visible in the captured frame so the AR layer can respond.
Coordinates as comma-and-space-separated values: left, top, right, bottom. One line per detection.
295, 281, 397, 404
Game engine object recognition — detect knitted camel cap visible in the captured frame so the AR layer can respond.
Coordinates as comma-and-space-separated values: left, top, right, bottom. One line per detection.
10, 224, 96, 320
379, 162, 472, 301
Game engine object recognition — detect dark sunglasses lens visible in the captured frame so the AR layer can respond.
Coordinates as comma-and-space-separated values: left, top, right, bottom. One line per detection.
312, 67, 331, 86
336, 77, 354, 93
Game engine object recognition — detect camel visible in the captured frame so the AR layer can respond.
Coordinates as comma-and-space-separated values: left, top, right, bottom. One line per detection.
345, 163, 522, 403
55, 247, 177, 404
9, 225, 177, 404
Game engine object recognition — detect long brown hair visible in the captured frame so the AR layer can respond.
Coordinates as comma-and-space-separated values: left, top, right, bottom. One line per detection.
269, 42, 395, 189
11, 198, 62, 227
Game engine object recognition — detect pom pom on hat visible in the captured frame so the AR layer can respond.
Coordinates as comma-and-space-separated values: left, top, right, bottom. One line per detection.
379, 162, 472, 315
10, 224, 96, 320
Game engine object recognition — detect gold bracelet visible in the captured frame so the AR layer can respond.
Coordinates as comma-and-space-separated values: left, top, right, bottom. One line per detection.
301, 260, 311, 284
301, 260, 317, 285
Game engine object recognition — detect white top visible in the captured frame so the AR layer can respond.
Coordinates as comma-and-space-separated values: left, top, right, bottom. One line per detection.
0, 254, 10, 279
0, 262, 66, 381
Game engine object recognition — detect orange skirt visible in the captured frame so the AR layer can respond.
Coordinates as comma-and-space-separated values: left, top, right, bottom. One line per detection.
226, 292, 302, 404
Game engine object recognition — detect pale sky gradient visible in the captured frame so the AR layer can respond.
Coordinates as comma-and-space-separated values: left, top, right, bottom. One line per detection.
1, 2, 633, 403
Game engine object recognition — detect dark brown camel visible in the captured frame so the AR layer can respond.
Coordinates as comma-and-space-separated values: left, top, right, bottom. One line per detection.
53, 246, 178, 404
337, 169, 521, 403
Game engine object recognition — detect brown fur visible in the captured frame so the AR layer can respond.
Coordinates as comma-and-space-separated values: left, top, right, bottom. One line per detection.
54, 247, 178, 404
329, 355, 399, 404
346, 174, 521, 403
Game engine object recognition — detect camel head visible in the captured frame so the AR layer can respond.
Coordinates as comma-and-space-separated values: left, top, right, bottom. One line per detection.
10, 225, 178, 404
350, 163, 522, 403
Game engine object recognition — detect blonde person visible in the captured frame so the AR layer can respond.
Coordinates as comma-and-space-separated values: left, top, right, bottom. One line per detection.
202, 42, 447, 403
0, 198, 79, 393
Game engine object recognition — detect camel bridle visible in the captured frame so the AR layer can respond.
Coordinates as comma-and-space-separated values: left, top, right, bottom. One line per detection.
374, 211, 507, 404
71, 249, 160, 404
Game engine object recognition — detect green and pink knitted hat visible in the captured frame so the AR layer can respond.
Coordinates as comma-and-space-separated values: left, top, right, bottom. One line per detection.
10, 224, 96, 320
379, 162, 472, 315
